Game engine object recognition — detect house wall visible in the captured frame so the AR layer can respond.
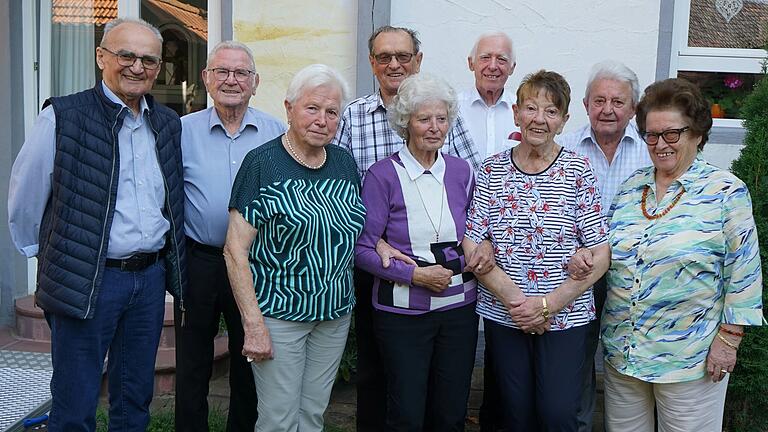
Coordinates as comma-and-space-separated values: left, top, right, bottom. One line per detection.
0, 0, 30, 325
389, 0, 743, 168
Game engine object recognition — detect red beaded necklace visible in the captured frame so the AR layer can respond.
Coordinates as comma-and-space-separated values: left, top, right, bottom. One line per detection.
641, 185, 684, 220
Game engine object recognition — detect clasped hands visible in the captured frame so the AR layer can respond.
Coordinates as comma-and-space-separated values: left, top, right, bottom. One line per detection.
505, 295, 551, 334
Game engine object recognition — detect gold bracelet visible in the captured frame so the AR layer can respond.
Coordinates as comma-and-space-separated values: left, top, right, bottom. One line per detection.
717, 332, 739, 350
541, 296, 550, 320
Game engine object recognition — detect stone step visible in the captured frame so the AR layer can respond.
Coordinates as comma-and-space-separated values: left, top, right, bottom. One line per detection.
9, 295, 232, 395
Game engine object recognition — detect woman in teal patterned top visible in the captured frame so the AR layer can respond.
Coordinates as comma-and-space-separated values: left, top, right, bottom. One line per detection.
224, 64, 365, 432
602, 78, 764, 432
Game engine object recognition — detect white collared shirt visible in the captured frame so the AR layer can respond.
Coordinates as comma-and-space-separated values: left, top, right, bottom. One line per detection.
458, 87, 518, 159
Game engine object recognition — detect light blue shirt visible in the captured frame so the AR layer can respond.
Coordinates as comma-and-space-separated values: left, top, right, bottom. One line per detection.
8, 81, 169, 259
557, 121, 652, 217
181, 106, 285, 247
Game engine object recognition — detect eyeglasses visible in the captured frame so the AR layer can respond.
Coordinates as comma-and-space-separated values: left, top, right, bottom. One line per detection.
372, 52, 415, 65
207, 68, 255, 82
641, 126, 690, 145
100, 47, 161, 70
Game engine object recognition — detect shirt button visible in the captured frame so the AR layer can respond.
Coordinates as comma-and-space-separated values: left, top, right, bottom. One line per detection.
637, 259, 644, 265
635, 279, 640, 283
643, 234, 648, 238
631, 321, 635, 326
232, 161, 237, 164
632, 301, 636, 306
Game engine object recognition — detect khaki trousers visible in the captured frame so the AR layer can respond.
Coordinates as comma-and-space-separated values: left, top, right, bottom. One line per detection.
251, 314, 351, 432
604, 363, 728, 432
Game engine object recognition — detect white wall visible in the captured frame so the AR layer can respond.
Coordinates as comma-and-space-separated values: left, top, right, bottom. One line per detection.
391, 0, 662, 134
390, 0, 744, 168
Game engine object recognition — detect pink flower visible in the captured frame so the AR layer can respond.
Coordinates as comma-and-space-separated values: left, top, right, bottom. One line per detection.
724, 75, 743, 89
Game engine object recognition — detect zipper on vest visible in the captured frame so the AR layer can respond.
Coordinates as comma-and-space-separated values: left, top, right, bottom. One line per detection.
149, 116, 185, 313
86, 108, 124, 318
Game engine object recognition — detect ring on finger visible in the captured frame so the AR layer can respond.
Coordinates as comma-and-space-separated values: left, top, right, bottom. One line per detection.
720, 369, 728, 374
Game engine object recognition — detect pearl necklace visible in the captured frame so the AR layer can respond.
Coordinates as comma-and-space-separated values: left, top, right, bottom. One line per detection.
641, 185, 684, 220
284, 133, 326, 170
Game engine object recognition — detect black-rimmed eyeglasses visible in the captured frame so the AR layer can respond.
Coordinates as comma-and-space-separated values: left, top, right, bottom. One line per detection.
100, 46, 161, 70
207, 68, 255, 82
641, 126, 690, 145
372, 52, 416, 65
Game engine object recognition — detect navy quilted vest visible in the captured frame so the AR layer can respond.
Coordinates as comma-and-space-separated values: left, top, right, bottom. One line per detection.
36, 84, 187, 319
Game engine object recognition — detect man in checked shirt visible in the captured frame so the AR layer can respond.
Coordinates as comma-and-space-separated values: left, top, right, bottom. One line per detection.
334, 25, 488, 431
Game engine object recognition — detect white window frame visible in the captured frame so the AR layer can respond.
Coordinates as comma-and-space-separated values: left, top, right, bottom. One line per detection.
669, 0, 766, 128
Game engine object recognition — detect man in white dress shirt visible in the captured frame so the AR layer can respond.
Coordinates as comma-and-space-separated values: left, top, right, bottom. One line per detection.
558, 60, 652, 432
458, 32, 518, 160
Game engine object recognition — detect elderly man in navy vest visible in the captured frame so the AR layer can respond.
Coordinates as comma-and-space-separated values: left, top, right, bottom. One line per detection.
174, 41, 285, 432
8, 18, 186, 432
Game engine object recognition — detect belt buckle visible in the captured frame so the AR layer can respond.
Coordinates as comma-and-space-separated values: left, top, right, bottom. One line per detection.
121, 256, 136, 272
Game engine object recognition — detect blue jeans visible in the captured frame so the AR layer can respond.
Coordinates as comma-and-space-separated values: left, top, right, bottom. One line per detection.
46, 261, 166, 432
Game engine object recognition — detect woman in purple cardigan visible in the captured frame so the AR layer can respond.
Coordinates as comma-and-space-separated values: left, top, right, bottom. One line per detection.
355, 73, 478, 431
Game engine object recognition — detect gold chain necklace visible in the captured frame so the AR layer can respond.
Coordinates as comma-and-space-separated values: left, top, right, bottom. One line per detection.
641, 185, 684, 220
284, 133, 326, 170
413, 178, 445, 242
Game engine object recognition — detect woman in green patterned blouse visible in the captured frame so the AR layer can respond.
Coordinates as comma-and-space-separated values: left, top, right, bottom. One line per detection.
223, 64, 365, 432
602, 78, 764, 432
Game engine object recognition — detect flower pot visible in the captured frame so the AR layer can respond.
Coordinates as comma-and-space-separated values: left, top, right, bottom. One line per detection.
711, 103, 726, 118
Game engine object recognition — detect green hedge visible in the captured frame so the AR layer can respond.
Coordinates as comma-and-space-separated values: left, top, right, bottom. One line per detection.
724, 53, 768, 432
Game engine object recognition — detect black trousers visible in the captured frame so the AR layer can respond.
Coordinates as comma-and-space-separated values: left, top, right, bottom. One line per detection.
480, 317, 503, 432
174, 238, 257, 432
485, 320, 589, 432
375, 303, 479, 432
355, 269, 387, 432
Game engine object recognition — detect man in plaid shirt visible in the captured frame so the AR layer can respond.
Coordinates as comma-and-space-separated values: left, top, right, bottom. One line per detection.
333, 25, 481, 431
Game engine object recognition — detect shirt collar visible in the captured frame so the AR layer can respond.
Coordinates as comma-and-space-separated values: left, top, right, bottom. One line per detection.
208, 106, 258, 134
582, 121, 643, 149
639, 154, 705, 189
101, 81, 148, 115
364, 92, 387, 114
471, 86, 513, 108
399, 144, 446, 183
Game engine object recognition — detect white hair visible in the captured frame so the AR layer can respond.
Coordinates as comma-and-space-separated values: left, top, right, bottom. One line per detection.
387, 73, 459, 140
285, 64, 350, 107
469, 31, 515, 63
206, 40, 256, 72
101, 18, 162, 46
584, 60, 640, 105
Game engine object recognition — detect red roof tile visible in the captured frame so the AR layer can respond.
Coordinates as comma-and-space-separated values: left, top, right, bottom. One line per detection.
50, 0, 207, 41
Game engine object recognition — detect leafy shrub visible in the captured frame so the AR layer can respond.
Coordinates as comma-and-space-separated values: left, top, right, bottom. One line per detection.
724, 47, 768, 432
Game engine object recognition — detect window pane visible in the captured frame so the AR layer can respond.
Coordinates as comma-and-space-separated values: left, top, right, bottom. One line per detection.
141, 0, 208, 115
678, 71, 765, 119
688, 0, 768, 49
49, 0, 113, 96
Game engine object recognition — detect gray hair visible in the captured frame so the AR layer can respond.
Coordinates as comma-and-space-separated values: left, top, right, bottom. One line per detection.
368, 26, 421, 55
285, 64, 350, 107
469, 31, 515, 63
206, 40, 256, 72
387, 73, 459, 140
101, 18, 162, 46
584, 60, 640, 105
